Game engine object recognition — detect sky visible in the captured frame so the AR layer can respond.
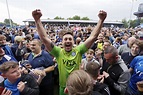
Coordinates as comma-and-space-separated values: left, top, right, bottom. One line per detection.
0, 0, 142, 25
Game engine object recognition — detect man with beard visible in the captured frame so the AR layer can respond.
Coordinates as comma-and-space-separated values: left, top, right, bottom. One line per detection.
32, 9, 107, 95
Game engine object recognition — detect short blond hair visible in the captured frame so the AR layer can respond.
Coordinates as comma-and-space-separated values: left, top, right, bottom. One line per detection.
66, 70, 93, 95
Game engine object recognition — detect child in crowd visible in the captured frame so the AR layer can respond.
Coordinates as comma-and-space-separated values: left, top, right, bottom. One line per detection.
86, 61, 110, 95
80, 49, 99, 70
94, 48, 103, 66
0, 61, 39, 95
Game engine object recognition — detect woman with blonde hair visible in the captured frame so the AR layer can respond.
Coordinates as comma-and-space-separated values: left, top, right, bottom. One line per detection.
65, 70, 101, 95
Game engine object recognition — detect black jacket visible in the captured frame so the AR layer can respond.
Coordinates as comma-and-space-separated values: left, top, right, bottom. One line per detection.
93, 82, 110, 95
0, 74, 39, 95
104, 57, 130, 95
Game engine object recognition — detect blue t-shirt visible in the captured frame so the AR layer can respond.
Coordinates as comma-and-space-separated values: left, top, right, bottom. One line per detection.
27, 50, 53, 68
27, 50, 54, 86
4, 78, 20, 95
129, 56, 143, 94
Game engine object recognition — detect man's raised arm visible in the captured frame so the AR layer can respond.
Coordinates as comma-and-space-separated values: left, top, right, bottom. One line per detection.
84, 10, 107, 49
32, 9, 54, 52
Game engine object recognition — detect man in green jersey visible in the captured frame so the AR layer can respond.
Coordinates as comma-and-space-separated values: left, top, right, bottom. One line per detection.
32, 9, 107, 95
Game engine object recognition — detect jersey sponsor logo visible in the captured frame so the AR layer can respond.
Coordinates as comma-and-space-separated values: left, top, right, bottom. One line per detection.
135, 62, 143, 77
136, 69, 143, 77
63, 59, 76, 66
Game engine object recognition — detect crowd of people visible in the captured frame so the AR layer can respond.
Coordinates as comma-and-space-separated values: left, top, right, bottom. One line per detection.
0, 9, 142, 95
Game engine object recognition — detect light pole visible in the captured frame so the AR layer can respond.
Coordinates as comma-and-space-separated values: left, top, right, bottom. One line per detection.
6, 0, 12, 28
128, 0, 134, 28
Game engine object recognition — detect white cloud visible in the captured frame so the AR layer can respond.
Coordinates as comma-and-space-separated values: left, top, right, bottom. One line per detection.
0, 2, 32, 25
0, 0, 142, 25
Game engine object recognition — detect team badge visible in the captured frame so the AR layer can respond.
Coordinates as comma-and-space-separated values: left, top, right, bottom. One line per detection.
71, 52, 76, 56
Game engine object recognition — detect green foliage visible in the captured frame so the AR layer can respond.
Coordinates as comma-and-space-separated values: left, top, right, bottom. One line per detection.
129, 20, 137, 28
67, 17, 73, 20
122, 18, 143, 28
54, 16, 64, 20
68, 15, 81, 20
122, 19, 128, 28
3, 19, 18, 27
141, 19, 143, 23
81, 17, 90, 20
67, 16, 90, 20
54, 15, 90, 20
72, 15, 80, 20
4, 19, 13, 25
0, 22, 5, 24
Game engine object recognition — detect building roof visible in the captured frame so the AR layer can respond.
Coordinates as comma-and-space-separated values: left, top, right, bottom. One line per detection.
134, 12, 143, 17
23, 19, 123, 24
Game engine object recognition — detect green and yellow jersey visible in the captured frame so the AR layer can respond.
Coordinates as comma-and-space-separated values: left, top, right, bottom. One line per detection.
50, 43, 88, 87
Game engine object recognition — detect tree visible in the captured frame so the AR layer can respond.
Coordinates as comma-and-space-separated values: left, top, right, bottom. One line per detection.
0, 22, 5, 27
141, 19, 143, 23
4, 19, 13, 25
81, 17, 90, 20
122, 19, 128, 28
122, 18, 143, 28
129, 20, 137, 28
67, 17, 73, 20
54, 16, 64, 20
72, 15, 80, 20
0, 22, 5, 24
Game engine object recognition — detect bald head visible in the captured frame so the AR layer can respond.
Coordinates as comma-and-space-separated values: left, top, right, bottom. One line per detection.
128, 36, 136, 48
